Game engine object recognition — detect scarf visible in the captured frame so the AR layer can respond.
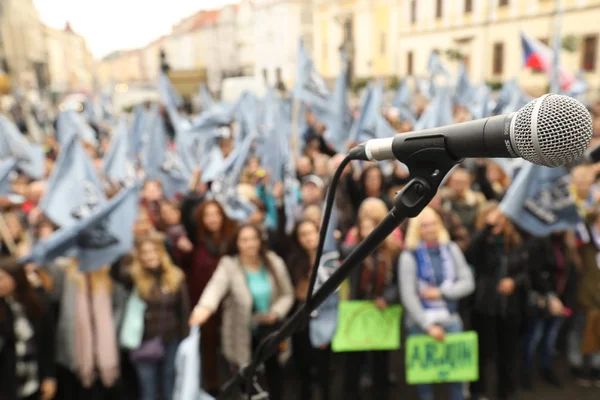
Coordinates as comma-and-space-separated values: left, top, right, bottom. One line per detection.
414, 242, 455, 310
6, 297, 39, 398
75, 274, 120, 388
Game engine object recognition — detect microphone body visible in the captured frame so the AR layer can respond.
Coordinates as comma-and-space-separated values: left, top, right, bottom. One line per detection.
354, 94, 592, 168
364, 113, 517, 162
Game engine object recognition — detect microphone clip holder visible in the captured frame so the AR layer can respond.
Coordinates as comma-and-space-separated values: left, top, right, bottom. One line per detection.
217, 148, 459, 400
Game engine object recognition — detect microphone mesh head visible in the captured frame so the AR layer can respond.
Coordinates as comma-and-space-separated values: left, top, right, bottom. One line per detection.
513, 94, 592, 167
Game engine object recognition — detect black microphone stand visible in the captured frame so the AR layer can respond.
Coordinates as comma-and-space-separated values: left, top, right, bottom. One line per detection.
218, 144, 459, 400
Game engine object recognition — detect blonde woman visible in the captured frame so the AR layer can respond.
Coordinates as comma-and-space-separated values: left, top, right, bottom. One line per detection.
127, 236, 190, 400
400, 207, 474, 400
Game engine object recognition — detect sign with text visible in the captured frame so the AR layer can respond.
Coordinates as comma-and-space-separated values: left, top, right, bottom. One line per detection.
332, 300, 402, 352
405, 331, 479, 384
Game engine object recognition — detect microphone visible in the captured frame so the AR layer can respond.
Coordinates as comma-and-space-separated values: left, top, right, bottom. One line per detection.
351, 94, 593, 168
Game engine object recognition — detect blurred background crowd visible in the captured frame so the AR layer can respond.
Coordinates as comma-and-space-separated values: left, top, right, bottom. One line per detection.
1, 1, 600, 400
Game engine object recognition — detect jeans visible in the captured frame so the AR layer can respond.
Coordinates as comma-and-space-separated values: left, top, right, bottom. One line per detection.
568, 312, 600, 369
344, 351, 390, 400
524, 316, 563, 369
407, 319, 464, 400
134, 339, 180, 400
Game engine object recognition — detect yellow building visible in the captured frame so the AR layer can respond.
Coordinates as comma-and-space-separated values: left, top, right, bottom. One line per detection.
315, 0, 600, 94
313, 0, 401, 81
0, 0, 47, 91
396, 0, 600, 94
94, 49, 145, 91
45, 23, 94, 94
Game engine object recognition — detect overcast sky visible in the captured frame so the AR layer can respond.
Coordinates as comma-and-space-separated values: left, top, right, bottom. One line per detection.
34, 0, 238, 59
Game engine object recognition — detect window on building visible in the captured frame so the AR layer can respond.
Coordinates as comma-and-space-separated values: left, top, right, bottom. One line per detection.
582, 35, 598, 72
499, 0, 509, 6
436, 0, 443, 18
493, 42, 504, 75
380, 32, 386, 55
411, 0, 417, 24
407, 51, 414, 75
465, 0, 473, 13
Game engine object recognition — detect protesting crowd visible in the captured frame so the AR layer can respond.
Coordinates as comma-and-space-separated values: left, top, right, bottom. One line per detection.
1, 41, 600, 400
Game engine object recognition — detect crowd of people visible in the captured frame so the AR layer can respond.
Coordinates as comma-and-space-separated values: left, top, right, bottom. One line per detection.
1, 92, 600, 400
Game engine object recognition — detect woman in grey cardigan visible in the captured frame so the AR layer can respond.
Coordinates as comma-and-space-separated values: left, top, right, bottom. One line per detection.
400, 207, 474, 400
189, 223, 294, 400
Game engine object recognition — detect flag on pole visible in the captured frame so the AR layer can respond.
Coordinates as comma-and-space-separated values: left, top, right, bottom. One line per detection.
324, 51, 352, 153
0, 158, 17, 195
56, 110, 98, 147
454, 61, 475, 106
102, 119, 131, 183
521, 31, 574, 91
500, 162, 581, 237
129, 104, 148, 162
39, 134, 105, 228
293, 39, 331, 117
348, 81, 384, 143
24, 183, 140, 272
414, 87, 454, 130
199, 84, 214, 111
0, 116, 45, 179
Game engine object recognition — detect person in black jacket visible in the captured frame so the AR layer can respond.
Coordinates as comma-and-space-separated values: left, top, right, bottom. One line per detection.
522, 232, 579, 389
0, 257, 56, 400
466, 203, 531, 400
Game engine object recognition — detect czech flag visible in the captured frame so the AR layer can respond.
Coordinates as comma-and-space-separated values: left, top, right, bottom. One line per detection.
521, 31, 575, 91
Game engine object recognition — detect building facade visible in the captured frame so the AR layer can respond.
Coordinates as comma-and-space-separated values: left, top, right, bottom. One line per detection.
396, 0, 600, 94
254, 0, 314, 89
237, 0, 256, 77
0, 0, 48, 92
45, 23, 94, 94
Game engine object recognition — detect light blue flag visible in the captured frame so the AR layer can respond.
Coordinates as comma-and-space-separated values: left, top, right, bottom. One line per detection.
427, 51, 450, 79
84, 99, 98, 125
492, 79, 532, 115
102, 119, 131, 183
24, 183, 140, 272
324, 51, 352, 153
392, 79, 413, 110
39, 134, 105, 228
454, 61, 475, 106
348, 81, 383, 143
158, 70, 184, 131
173, 327, 215, 400
414, 87, 454, 130
143, 107, 190, 200
129, 104, 148, 161
392, 80, 417, 126
56, 110, 98, 147
293, 39, 331, 116
0, 158, 17, 195
467, 84, 492, 120
416, 78, 434, 100
500, 162, 581, 237
0, 115, 45, 179
201, 146, 225, 183
260, 90, 286, 183
199, 84, 214, 111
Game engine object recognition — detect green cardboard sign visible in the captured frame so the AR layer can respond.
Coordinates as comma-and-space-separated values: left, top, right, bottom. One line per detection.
405, 331, 479, 384
332, 300, 402, 352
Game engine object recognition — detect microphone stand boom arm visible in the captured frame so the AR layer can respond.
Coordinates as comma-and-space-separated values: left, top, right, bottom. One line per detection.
218, 140, 460, 400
